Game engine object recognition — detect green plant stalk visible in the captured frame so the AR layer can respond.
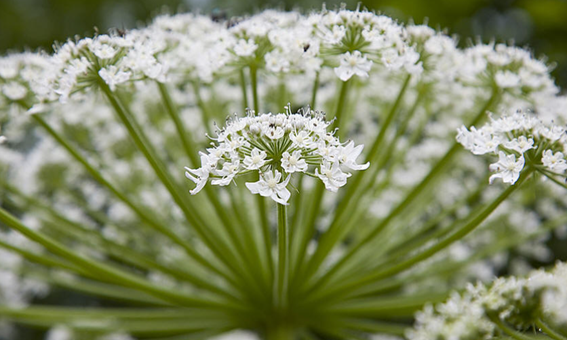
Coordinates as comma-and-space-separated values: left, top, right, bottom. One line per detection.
227, 185, 272, 301
489, 314, 542, 340
335, 176, 488, 285
266, 323, 294, 340
307, 90, 500, 292
307, 167, 532, 304
310, 72, 320, 109
335, 319, 407, 336
276, 203, 289, 309
191, 81, 212, 133
30, 114, 231, 282
240, 69, 249, 111
324, 291, 449, 317
354, 211, 567, 299
0, 206, 246, 311
535, 318, 567, 340
250, 65, 260, 113
159, 81, 269, 301
5, 313, 235, 337
333, 74, 412, 217
333, 79, 351, 133
3, 182, 240, 299
99, 82, 253, 285
150, 329, 233, 340
301, 75, 412, 282
289, 182, 325, 291
158, 82, 197, 165
250, 66, 272, 284
22, 267, 169, 306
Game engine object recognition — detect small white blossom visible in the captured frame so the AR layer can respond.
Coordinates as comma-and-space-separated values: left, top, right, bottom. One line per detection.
246, 170, 291, 205
334, 51, 373, 81
495, 70, 521, 88
337, 141, 370, 170
2, 82, 27, 100
185, 106, 368, 204
316, 161, 351, 192
542, 150, 567, 173
281, 150, 308, 173
98, 66, 131, 91
243, 148, 267, 170
489, 151, 525, 184
233, 39, 258, 57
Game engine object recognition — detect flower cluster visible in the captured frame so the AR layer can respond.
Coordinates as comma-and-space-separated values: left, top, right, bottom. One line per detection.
407, 262, 567, 340
185, 105, 368, 204
1, 6, 567, 340
457, 109, 567, 184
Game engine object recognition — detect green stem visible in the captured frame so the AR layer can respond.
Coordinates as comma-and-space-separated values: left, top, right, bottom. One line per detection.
30, 114, 229, 281
301, 75, 412, 284
289, 183, 325, 292
489, 314, 540, 340
333, 79, 350, 133
277, 203, 289, 308
308, 167, 532, 304
0, 206, 245, 311
240, 69, 249, 111
307, 89, 500, 292
250, 65, 260, 113
99, 81, 245, 281
192, 81, 212, 133
4, 182, 239, 299
536, 318, 567, 340
310, 72, 320, 109
266, 323, 294, 340
169, 79, 271, 301
158, 82, 197, 165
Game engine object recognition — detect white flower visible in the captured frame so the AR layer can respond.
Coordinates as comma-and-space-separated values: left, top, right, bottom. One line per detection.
503, 136, 534, 154
495, 70, 521, 88
337, 141, 369, 170
92, 43, 118, 60
290, 130, 313, 148
281, 150, 308, 173
243, 148, 267, 170
489, 151, 525, 185
246, 170, 291, 205
185, 152, 216, 195
234, 39, 258, 57
211, 161, 240, 186
2, 82, 27, 100
542, 150, 567, 173
185, 106, 368, 200
316, 161, 351, 192
98, 66, 131, 91
334, 50, 373, 81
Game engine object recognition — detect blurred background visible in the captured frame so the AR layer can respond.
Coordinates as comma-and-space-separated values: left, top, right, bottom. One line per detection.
1, 1, 567, 338
1, 0, 567, 88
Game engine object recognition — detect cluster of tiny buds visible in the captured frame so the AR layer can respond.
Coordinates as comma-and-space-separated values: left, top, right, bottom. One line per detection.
185, 105, 369, 204
457, 109, 567, 185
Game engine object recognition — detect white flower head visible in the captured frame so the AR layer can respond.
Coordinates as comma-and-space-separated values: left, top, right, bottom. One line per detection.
489, 151, 525, 185
185, 105, 369, 204
98, 66, 131, 91
542, 150, 567, 173
246, 170, 291, 205
234, 39, 258, 57
334, 50, 373, 81
281, 150, 308, 173
315, 161, 351, 192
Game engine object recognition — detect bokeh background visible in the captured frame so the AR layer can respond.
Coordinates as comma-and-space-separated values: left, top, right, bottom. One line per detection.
1, 0, 567, 339
1, 0, 567, 88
